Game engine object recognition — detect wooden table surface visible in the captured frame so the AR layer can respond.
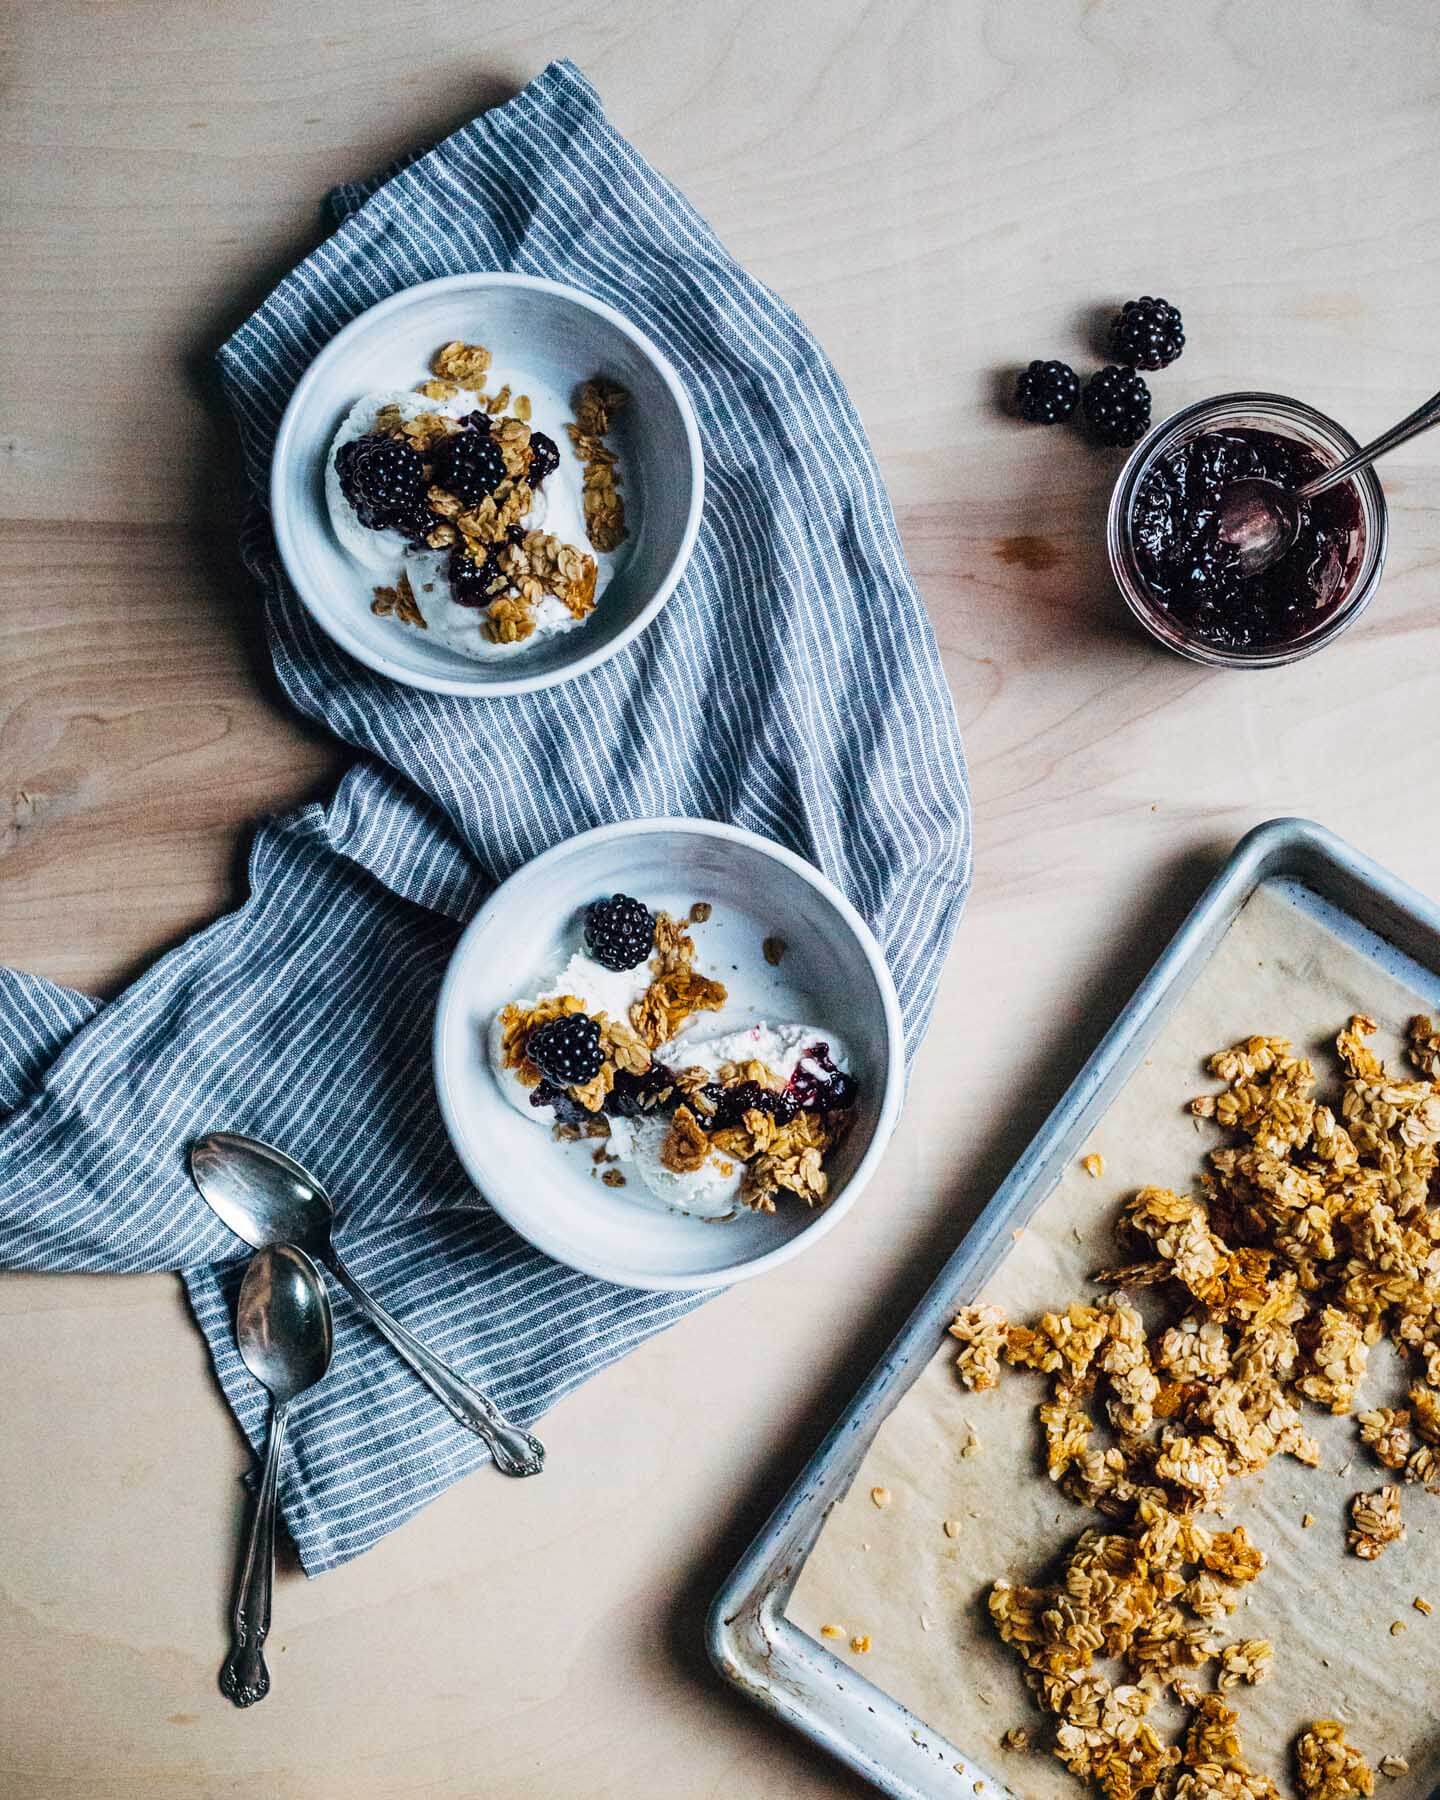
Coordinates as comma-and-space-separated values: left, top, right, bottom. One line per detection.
4, 3, 1440, 1795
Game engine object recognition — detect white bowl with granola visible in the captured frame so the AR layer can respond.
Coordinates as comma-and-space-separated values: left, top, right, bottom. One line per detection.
433, 820, 905, 1289
270, 273, 703, 695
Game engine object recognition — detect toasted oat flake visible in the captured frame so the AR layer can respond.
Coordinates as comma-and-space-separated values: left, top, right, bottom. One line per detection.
849, 1633, 871, 1654
1388, 1619, 1406, 1635
819, 1623, 843, 1640
1081, 1152, 1105, 1179
689, 901, 713, 924
1414, 1595, 1432, 1614
1001, 1726, 1031, 1753
943, 1518, 962, 1539
870, 1486, 892, 1509
1378, 1755, 1409, 1779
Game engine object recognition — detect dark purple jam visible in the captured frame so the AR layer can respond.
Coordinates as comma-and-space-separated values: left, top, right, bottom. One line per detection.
1131, 427, 1363, 651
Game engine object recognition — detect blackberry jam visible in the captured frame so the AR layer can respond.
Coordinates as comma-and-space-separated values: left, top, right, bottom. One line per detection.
1131, 429, 1361, 651
1108, 395, 1387, 669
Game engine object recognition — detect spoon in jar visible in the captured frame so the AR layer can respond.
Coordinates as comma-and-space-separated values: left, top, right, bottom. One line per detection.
221, 1243, 333, 1707
1217, 385, 1440, 576
190, 1132, 545, 1477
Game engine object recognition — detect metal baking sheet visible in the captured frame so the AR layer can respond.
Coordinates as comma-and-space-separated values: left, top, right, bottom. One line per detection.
706, 817, 1440, 1800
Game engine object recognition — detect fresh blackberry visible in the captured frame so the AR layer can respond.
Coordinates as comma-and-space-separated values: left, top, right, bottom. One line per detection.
430, 424, 506, 506
1014, 360, 1080, 424
1083, 366, 1152, 447
531, 1081, 596, 1127
448, 526, 526, 609
526, 1014, 603, 1087
527, 431, 560, 488
583, 895, 655, 972
1110, 296, 1185, 371
335, 433, 428, 535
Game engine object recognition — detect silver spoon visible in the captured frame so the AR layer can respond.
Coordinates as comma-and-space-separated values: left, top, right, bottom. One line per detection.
190, 1133, 545, 1478
1217, 385, 1440, 576
221, 1242, 333, 1707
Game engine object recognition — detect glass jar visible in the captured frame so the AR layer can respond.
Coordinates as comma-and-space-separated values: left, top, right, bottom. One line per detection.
1106, 392, 1388, 668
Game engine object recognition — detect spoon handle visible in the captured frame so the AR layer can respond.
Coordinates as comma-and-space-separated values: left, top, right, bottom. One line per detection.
1299, 385, 1440, 499
220, 1397, 290, 1707
325, 1251, 546, 1477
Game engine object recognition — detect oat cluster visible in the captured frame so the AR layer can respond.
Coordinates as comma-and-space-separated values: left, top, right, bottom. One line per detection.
367, 342, 612, 645
567, 377, 628, 551
949, 1014, 1440, 1798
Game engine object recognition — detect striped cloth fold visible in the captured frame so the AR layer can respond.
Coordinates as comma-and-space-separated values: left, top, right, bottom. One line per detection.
0, 60, 971, 1573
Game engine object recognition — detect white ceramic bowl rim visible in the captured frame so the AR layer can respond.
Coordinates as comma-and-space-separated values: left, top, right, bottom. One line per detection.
269, 272, 705, 698
432, 818, 907, 1290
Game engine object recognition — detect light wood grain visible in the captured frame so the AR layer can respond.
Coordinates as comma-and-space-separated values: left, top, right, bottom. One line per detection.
3, 1, 1440, 1795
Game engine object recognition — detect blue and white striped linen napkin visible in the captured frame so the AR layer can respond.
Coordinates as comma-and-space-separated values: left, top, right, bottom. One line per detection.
0, 60, 971, 1574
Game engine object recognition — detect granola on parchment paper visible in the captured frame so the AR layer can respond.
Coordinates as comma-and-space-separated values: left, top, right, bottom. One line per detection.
948, 1011, 1440, 1797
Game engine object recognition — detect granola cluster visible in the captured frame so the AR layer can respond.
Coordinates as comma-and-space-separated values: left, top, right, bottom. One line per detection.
568, 377, 628, 551
951, 1013, 1440, 1797
363, 343, 623, 645
629, 912, 726, 1049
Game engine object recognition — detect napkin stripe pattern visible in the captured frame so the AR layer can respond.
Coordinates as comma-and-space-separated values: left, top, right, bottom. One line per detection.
0, 60, 971, 1573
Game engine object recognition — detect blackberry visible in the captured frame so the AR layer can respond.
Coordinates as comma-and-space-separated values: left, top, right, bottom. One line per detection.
1110, 296, 1185, 371
526, 1013, 603, 1087
335, 433, 428, 536
430, 424, 506, 506
448, 526, 526, 609
583, 895, 655, 972
1083, 366, 1152, 447
527, 431, 560, 488
1014, 360, 1080, 424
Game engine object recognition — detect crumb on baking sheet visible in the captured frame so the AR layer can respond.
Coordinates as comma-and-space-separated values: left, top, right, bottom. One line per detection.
1414, 1595, 1433, 1614
871, 1486, 892, 1509
819, 1623, 843, 1640
763, 936, 787, 967
850, 1633, 871, 1654
1081, 1152, 1105, 1178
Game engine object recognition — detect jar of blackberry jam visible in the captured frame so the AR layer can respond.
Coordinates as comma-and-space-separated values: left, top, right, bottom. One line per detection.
1107, 394, 1387, 668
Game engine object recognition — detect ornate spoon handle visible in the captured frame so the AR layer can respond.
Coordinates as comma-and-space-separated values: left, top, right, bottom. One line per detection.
326, 1251, 545, 1477
219, 1397, 290, 1707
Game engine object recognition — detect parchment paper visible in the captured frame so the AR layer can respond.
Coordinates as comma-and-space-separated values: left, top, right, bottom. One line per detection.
788, 883, 1440, 1797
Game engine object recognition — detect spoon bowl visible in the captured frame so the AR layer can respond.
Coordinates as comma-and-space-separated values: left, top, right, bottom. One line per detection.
235, 1240, 335, 1401
1216, 475, 1301, 576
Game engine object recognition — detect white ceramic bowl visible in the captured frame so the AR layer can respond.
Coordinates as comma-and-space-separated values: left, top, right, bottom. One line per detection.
270, 273, 703, 696
433, 821, 905, 1290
